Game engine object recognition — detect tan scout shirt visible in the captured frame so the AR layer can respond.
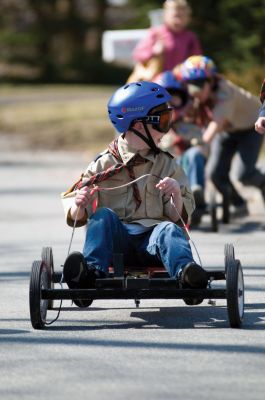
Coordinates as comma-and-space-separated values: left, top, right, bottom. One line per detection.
62, 136, 195, 228
212, 79, 260, 132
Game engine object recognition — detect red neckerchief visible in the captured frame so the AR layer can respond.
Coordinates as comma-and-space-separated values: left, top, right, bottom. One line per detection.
68, 138, 146, 210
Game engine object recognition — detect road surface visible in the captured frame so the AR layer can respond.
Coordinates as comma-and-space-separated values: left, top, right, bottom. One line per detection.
0, 139, 264, 400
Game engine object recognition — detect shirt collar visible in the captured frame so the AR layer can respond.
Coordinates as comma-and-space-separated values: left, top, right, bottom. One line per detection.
118, 135, 156, 164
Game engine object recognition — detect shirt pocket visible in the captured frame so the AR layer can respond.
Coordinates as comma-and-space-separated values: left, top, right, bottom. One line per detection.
98, 176, 128, 218
145, 180, 164, 219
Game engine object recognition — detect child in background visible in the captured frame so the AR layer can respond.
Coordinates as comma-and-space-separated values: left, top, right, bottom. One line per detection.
154, 70, 189, 120
132, 0, 202, 73
155, 70, 207, 225
175, 55, 264, 216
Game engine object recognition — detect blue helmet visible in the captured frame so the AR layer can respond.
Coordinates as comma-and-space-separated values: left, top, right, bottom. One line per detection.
154, 70, 189, 108
108, 81, 171, 133
154, 71, 187, 93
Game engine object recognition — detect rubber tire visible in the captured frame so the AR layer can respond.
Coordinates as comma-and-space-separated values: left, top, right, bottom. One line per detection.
41, 247, 54, 310
29, 260, 49, 329
224, 243, 235, 274
225, 244, 244, 328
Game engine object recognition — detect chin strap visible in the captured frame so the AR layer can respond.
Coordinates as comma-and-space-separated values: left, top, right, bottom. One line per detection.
130, 123, 160, 155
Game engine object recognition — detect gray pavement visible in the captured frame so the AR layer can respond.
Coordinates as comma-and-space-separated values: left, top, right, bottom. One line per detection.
0, 140, 265, 400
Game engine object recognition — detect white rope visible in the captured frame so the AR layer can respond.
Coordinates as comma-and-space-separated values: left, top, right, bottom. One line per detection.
50, 173, 203, 326
95, 173, 159, 191
65, 174, 156, 260
66, 173, 202, 266
170, 195, 203, 267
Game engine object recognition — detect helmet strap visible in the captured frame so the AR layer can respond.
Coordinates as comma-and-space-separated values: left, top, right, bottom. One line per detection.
130, 123, 160, 155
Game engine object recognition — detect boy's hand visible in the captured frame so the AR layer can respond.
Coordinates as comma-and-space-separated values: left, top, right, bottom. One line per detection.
156, 177, 181, 197
255, 117, 265, 134
156, 177, 183, 221
75, 186, 98, 209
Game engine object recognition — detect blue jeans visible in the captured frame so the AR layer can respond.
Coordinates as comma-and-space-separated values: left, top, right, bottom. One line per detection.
181, 146, 206, 189
83, 207, 194, 278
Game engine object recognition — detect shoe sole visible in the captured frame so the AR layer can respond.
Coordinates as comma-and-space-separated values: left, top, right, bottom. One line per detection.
183, 297, 204, 306
73, 299, 93, 308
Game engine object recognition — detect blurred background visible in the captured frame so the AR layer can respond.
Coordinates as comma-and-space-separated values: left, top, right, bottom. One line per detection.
0, 0, 264, 152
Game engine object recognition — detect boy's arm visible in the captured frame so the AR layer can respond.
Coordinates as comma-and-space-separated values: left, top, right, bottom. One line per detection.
61, 158, 102, 227
156, 177, 183, 222
255, 103, 265, 134
161, 166, 195, 225
62, 183, 98, 228
202, 119, 226, 143
254, 80, 265, 134
133, 27, 159, 63
69, 186, 98, 222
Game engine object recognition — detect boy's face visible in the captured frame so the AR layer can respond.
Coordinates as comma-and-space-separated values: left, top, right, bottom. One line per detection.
164, 7, 190, 32
128, 121, 165, 150
170, 94, 183, 109
148, 125, 165, 147
169, 93, 187, 121
128, 103, 173, 149
189, 81, 211, 103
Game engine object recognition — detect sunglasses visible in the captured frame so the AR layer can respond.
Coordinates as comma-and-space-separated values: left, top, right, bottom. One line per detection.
139, 108, 173, 133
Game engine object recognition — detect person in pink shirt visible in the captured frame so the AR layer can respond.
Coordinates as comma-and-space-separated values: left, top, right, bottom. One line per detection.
133, 0, 202, 72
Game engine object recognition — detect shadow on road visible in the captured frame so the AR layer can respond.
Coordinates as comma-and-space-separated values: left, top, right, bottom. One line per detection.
39, 302, 265, 331
0, 323, 265, 354
1, 303, 264, 337
226, 221, 265, 233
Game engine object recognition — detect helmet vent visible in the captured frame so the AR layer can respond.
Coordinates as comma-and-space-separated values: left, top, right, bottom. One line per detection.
116, 115, 124, 119
124, 84, 130, 89
151, 87, 159, 92
156, 94, 164, 98
136, 83, 142, 86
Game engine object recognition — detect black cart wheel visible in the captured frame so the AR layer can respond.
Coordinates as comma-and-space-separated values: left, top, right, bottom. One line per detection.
224, 243, 235, 274
29, 260, 50, 329
209, 190, 218, 232
41, 247, 54, 309
225, 244, 244, 328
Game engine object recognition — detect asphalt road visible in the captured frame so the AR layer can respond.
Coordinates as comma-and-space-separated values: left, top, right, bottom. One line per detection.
0, 141, 264, 400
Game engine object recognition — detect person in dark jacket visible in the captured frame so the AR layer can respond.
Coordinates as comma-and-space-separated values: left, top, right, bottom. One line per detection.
174, 56, 265, 216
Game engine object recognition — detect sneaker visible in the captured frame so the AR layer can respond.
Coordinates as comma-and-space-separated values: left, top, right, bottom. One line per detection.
230, 203, 249, 218
180, 262, 208, 306
63, 251, 96, 308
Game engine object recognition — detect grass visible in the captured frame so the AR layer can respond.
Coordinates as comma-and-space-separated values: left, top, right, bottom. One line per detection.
0, 84, 117, 153
0, 83, 264, 158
